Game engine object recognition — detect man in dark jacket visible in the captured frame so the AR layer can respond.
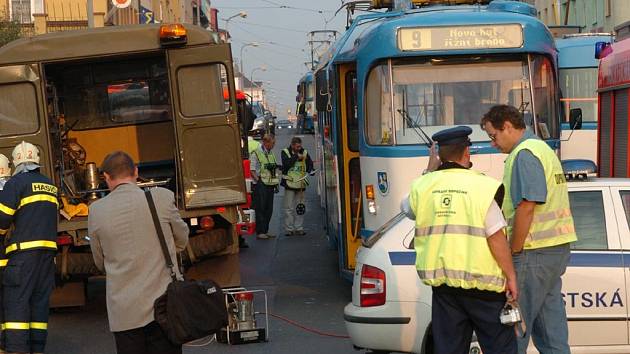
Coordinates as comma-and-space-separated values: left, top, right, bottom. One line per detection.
281, 137, 314, 236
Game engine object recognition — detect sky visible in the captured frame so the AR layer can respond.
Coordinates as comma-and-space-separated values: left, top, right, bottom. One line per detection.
211, 0, 349, 117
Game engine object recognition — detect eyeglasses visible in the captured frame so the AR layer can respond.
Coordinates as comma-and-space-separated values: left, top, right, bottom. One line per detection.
488, 132, 497, 141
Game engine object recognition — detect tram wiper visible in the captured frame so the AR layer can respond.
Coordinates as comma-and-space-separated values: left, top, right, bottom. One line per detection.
397, 109, 432, 146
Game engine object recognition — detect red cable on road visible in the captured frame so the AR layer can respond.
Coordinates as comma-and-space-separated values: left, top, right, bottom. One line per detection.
263, 312, 350, 339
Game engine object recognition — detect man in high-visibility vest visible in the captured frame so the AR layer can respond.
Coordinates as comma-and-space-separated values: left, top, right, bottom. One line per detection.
250, 134, 280, 240
407, 126, 518, 354
280, 137, 314, 236
0, 142, 58, 354
482, 105, 576, 354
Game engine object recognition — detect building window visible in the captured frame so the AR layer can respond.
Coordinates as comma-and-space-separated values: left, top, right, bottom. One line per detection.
12, 0, 32, 24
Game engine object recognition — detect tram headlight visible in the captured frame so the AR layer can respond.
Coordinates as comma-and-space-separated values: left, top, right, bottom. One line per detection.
368, 200, 377, 215
366, 185, 377, 215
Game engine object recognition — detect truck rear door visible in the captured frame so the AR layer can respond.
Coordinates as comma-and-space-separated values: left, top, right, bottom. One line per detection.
168, 44, 246, 209
0, 64, 51, 176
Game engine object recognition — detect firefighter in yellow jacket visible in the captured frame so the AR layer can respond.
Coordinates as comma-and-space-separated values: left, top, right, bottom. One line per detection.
408, 126, 518, 354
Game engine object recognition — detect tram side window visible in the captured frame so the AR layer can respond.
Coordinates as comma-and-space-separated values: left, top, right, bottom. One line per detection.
531, 55, 559, 139
366, 65, 393, 145
0, 82, 39, 137
569, 190, 608, 250
345, 71, 359, 152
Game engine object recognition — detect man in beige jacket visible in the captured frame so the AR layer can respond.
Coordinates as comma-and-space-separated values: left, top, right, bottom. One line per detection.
88, 151, 189, 354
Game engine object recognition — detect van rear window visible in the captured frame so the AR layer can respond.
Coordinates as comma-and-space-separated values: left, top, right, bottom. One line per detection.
45, 55, 171, 130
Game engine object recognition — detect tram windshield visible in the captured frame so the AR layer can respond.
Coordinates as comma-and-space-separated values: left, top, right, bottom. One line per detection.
559, 67, 598, 123
366, 56, 558, 145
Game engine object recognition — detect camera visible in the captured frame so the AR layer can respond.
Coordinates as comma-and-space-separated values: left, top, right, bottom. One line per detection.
500, 303, 521, 325
264, 163, 277, 177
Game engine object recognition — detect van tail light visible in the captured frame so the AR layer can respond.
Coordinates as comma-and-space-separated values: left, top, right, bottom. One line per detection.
360, 264, 386, 307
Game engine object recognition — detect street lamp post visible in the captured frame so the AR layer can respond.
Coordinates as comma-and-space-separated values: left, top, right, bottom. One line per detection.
250, 66, 266, 105
239, 42, 259, 74
223, 11, 247, 38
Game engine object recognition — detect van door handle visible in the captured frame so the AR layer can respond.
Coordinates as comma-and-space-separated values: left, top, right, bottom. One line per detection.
182, 121, 196, 126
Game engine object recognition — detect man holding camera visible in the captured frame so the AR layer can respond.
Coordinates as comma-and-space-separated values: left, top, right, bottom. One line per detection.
281, 137, 314, 236
407, 126, 518, 354
482, 105, 576, 354
250, 134, 280, 240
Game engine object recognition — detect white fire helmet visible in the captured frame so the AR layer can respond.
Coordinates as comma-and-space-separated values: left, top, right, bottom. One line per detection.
12, 141, 40, 167
0, 154, 9, 178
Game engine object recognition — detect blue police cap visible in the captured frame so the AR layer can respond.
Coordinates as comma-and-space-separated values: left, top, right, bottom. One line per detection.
431, 126, 473, 146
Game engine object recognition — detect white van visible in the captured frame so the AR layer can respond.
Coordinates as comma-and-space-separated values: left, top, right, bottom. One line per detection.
345, 178, 630, 354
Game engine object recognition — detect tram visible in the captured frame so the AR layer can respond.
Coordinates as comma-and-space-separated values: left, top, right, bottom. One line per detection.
314, 0, 563, 279
557, 33, 613, 163
296, 72, 315, 134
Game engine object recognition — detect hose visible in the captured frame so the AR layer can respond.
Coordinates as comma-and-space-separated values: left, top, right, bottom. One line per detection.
261, 312, 350, 339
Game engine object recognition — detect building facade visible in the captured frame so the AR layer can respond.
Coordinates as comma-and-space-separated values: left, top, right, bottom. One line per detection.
532, 0, 629, 34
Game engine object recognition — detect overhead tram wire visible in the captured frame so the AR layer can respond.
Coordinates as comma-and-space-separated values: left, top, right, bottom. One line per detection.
259, 0, 335, 14
235, 21, 309, 34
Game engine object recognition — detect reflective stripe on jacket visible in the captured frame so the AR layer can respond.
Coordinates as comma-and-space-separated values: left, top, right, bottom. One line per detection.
0, 171, 59, 254
502, 138, 577, 250
409, 168, 506, 293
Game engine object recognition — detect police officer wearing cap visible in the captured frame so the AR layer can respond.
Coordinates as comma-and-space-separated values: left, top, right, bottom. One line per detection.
0, 141, 58, 354
406, 126, 518, 354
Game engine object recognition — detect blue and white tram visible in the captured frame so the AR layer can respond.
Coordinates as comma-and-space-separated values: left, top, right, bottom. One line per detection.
314, 0, 563, 279
296, 72, 315, 134
556, 33, 613, 163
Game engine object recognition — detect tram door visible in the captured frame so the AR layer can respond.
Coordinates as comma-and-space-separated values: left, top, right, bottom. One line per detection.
338, 64, 364, 271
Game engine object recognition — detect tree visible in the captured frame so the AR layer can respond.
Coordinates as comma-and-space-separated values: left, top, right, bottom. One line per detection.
0, 18, 22, 47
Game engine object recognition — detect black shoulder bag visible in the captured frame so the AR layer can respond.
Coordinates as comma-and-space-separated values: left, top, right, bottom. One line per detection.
145, 190, 228, 345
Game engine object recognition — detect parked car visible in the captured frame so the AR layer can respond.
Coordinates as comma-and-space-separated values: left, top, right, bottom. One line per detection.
248, 104, 275, 138
276, 119, 293, 130
344, 167, 630, 353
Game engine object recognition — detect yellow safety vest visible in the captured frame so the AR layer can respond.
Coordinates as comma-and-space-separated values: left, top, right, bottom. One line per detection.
248, 138, 261, 155
409, 169, 506, 293
283, 148, 309, 189
253, 148, 279, 186
503, 138, 577, 249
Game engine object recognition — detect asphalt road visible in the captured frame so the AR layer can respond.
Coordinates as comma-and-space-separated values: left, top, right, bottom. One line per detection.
46, 129, 357, 354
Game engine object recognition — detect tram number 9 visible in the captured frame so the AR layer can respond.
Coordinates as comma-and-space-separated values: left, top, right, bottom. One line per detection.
411, 31, 422, 48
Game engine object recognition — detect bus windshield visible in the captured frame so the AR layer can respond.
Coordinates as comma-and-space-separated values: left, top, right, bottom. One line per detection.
366, 56, 558, 145
559, 67, 598, 123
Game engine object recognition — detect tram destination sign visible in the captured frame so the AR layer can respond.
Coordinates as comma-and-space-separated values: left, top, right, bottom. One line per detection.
398, 24, 523, 51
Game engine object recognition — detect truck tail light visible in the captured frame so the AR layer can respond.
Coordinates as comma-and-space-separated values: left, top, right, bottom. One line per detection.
360, 264, 386, 307
200, 216, 215, 230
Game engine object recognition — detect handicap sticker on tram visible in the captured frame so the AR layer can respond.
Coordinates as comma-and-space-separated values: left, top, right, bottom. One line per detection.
377, 171, 389, 196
